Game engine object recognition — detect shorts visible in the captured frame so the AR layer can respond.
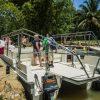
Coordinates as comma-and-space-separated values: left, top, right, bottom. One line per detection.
33, 49, 40, 56
45, 48, 53, 61
48, 49, 53, 61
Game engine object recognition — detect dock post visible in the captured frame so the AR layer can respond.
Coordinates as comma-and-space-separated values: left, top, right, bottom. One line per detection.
6, 37, 9, 56
17, 34, 21, 64
6, 65, 10, 74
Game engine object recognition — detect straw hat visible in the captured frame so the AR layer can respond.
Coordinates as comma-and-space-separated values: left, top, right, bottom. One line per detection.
34, 34, 39, 38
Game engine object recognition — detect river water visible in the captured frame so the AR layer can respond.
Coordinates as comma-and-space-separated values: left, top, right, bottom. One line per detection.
57, 54, 100, 100
57, 81, 100, 100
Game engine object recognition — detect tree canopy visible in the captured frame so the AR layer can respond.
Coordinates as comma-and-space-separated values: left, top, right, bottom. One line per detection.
0, 0, 24, 34
22, 0, 75, 34
0, 0, 100, 37
74, 0, 100, 35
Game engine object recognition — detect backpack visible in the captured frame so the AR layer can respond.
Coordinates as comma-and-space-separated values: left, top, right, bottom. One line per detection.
49, 37, 57, 50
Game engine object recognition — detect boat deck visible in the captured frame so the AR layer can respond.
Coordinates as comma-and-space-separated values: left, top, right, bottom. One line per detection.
1, 50, 100, 86
50, 62, 100, 85
21, 60, 100, 85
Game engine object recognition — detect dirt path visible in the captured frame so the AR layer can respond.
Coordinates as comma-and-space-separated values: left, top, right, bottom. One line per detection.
0, 58, 26, 100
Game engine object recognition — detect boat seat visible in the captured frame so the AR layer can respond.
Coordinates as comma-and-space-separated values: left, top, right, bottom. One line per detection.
84, 55, 99, 67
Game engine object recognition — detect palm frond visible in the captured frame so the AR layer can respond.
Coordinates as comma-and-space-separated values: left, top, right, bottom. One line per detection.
78, 19, 86, 28
89, 0, 99, 12
92, 17, 100, 28
75, 0, 100, 31
83, 0, 90, 11
79, 4, 88, 12
96, 0, 100, 10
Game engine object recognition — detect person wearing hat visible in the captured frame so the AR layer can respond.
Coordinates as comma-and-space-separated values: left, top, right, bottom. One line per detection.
32, 34, 41, 66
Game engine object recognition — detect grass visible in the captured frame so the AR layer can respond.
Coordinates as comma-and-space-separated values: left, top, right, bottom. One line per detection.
0, 95, 3, 100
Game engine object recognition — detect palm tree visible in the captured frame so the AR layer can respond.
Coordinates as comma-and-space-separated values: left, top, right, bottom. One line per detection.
75, 0, 100, 31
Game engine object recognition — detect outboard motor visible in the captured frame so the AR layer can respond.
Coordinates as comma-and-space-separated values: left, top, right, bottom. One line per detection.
42, 74, 58, 100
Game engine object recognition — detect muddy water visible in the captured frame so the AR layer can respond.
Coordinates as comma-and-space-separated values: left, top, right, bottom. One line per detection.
57, 81, 100, 100
58, 89, 100, 100
57, 54, 100, 100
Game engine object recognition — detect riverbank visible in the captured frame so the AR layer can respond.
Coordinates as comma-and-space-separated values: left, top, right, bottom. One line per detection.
0, 58, 26, 100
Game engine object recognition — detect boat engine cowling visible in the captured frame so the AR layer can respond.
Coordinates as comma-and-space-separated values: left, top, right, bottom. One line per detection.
42, 74, 58, 100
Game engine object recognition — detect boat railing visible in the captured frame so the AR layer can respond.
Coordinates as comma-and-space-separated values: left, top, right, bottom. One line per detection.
92, 58, 100, 77
2, 28, 100, 80
53, 31, 100, 47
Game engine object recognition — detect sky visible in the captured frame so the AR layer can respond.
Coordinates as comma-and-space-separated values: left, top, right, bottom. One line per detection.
73, 0, 85, 10
73, 0, 100, 10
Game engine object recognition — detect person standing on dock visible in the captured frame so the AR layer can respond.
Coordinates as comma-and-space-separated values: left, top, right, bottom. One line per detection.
32, 34, 42, 66
22, 35, 26, 48
43, 33, 57, 67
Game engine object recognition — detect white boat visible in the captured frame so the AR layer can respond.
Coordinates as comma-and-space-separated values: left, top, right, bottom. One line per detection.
1, 28, 100, 100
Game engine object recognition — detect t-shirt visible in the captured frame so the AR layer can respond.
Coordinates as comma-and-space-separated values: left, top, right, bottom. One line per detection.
0, 39, 5, 48
43, 37, 49, 53
32, 38, 40, 50
43, 37, 57, 53
43, 37, 48, 47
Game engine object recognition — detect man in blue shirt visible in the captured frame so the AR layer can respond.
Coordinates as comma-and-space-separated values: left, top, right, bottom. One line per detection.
32, 34, 41, 66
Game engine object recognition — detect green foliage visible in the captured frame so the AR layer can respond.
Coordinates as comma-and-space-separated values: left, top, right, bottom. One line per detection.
53, 0, 75, 34
22, 1, 33, 30
10, 0, 29, 6
0, 0, 76, 35
22, 0, 75, 35
22, 0, 54, 34
0, 0, 25, 35
2, 0, 100, 38
74, 0, 100, 34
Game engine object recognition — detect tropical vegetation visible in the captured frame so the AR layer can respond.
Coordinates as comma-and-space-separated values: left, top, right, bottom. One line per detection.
0, 0, 100, 37
74, 0, 100, 37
